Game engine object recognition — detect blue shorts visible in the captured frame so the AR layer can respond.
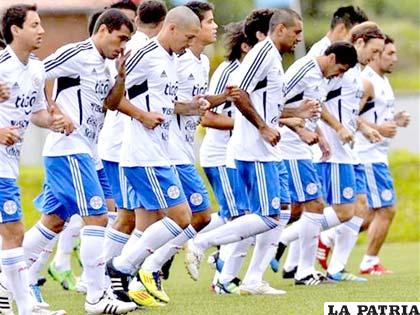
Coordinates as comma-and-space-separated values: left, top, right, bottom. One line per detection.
123, 166, 186, 211
175, 164, 211, 213
235, 160, 281, 217
283, 159, 322, 203
203, 166, 248, 219
316, 162, 356, 205
97, 167, 113, 200
119, 167, 141, 210
34, 154, 107, 221
277, 161, 291, 205
364, 163, 396, 208
0, 178, 22, 223
102, 160, 122, 205
354, 164, 368, 195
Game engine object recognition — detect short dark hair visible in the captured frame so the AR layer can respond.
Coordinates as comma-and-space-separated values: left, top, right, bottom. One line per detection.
185, 1, 214, 22
269, 8, 302, 32
349, 22, 384, 44
110, 0, 138, 12
93, 8, 134, 34
244, 8, 274, 47
384, 34, 394, 45
330, 6, 368, 30
223, 21, 247, 61
137, 0, 167, 25
0, 39, 5, 49
88, 10, 104, 36
324, 41, 358, 68
1, 4, 37, 44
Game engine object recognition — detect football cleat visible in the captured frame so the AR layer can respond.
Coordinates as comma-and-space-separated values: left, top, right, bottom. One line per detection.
327, 270, 367, 282
128, 276, 165, 308
360, 263, 393, 275
85, 291, 137, 314
316, 236, 331, 270
239, 281, 286, 296
138, 269, 169, 303
184, 240, 204, 281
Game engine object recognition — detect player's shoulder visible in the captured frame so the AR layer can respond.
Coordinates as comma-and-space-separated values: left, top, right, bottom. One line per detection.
0, 48, 13, 69
286, 55, 317, 78
44, 39, 93, 69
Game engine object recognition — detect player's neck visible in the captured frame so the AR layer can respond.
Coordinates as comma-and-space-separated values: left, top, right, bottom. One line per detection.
9, 41, 31, 65
189, 41, 204, 58
326, 29, 343, 43
137, 26, 156, 39
369, 62, 385, 77
157, 33, 172, 55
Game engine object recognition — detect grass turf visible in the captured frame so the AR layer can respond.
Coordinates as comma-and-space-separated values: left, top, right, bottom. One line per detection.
37, 242, 419, 315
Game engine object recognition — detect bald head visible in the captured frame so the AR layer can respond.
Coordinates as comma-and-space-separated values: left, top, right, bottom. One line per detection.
164, 6, 200, 30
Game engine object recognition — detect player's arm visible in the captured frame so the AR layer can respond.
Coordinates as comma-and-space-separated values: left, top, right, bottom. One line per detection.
321, 104, 354, 145
0, 81, 10, 102
174, 96, 210, 116
281, 99, 321, 119
315, 125, 331, 161
115, 97, 164, 129
30, 105, 73, 135
204, 85, 240, 109
200, 110, 234, 130
104, 50, 130, 111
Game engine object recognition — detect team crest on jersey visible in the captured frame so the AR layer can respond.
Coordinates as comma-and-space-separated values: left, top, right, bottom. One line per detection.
271, 197, 280, 210
306, 183, 318, 195
167, 185, 180, 199
32, 76, 42, 89
381, 189, 393, 201
342, 187, 354, 199
190, 193, 203, 206
89, 196, 103, 210
3, 200, 18, 215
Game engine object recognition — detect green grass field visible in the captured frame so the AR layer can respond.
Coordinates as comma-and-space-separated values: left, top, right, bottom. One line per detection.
36, 242, 419, 315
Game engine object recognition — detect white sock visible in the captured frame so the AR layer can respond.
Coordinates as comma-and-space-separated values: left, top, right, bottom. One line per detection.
198, 213, 226, 234
321, 206, 341, 230
242, 225, 283, 286
279, 210, 291, 227
211, 270, 220, 287
1, 248, 33, 315
320, 228, 336, 248
23, 221, 57, 267
142, 225, 197, 273
194, 214, 277, 251
218, 237, 253, 284
327, 216, 364, 275
107, 212, 118, 228
28, 237, 57, 285
104, 228, 129, 261
279, 221, 300, 245
360, 255, 380, 270
53, 215, 83, 272
120, 229, 143, 257
80, 226, 106, 303
295, 212, 323, 279
283, 240, 299, 272
113, 217, 182, 275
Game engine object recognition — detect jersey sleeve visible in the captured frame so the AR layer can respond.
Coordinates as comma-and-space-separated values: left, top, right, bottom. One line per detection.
208, 62, 225, 95
32, 63, 48, 113
233, 43, 272, 94
124, 47, 149, 90
43, 44, 83, 80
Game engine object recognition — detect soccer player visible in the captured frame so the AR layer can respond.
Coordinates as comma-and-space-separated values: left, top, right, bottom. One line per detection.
21, 9, 139, 314
315, 22, 385, 281
356, 35, 410, 275
0, 4, 72, 314
185, 8, 303, 295
104, 6, 204, 307
278, 5, 368, 278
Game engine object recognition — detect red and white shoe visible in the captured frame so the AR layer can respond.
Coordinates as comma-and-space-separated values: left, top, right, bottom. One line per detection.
360, 263, 393, 275
316, 237, 331, 270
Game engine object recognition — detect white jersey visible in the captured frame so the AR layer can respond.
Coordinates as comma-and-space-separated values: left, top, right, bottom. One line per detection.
168, 49, 210, 165
355, 66, 395, 164
231, 37, 284, 162
307, 36, 331, 58
98, 31, 149, 163
120, 38, 178, 167
200, 60, 240, 167
317, 64, 363, 164
42, 39, 110, 160
278, 56, 327, 160
0, 47, 46, 179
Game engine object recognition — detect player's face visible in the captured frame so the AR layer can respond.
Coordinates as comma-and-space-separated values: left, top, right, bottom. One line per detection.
379, 43, 397, 73
19, 10, 44, 50
171, 24, 200, 54
103, 25, 132, 59
326, 63, 349, 79
358, 38, 384, 66
282, 19, 302, 53
197, 10, 218, 45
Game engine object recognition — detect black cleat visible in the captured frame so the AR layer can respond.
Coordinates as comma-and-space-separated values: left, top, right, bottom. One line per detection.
295, 272, 335, 286
105, 260, 132, 302
161, 255, 175, 280
282, 266, 297, 279
274, 242, 287, 262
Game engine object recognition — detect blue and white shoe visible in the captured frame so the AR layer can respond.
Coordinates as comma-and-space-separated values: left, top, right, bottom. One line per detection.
30, 284, 50, 309
327, 270, 367, 282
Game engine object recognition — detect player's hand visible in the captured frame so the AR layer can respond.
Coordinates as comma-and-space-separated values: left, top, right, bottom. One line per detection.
297, 128, 319, 145
191, 95, 210, 116
139, 111, 165, 129
229, 87, 246, 103
337, 126, 354, 145
48, 104, 74, 135
296, 99, 321, 119
360, 124, 383, 143
259, 125, 280, 146
0, 81, 10, 103
117, 49, 131, 80
0, 126, 21, 146
318, 135, 331, 161
280, 117, 305, 129
378, 121, 397, 138
394, 111, 410, 127
225, 85, 240, 101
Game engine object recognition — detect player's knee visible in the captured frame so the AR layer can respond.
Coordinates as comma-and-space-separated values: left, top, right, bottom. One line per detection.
305, 198, 324, 213
83, 214, 108, 227
334, 204, 355, 222
41, 214, 65, 233
191, 212, 211, 231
